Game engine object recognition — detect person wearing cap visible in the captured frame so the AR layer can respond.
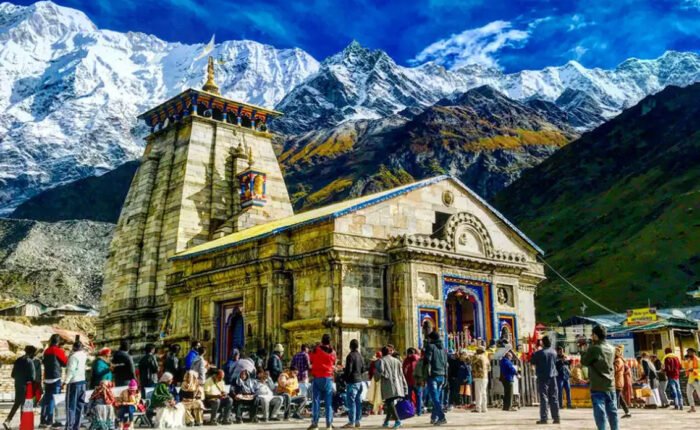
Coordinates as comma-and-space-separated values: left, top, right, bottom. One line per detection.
115, 380, 141, 430
3, 345, 37, 430
65, 336, 89, 430
470, 346, 490, 414
531, 336, 560, 425
683, 347, 699, 413
581, 325, 617, 430
268, 344, 284, 383
41, 334, 68, 426
91, 348, 113, 389
308, 334, 337, 430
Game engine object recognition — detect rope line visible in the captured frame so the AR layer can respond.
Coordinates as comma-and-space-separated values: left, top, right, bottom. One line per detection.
538, 255, 623, 317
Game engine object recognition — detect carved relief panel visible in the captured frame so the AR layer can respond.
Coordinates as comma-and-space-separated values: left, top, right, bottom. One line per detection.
416, 272, 438, 300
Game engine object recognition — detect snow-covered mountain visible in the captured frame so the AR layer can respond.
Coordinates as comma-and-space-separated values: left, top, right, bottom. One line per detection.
0, 1, 319, 214
3, 1, 700, 214
275, 42, 700, 134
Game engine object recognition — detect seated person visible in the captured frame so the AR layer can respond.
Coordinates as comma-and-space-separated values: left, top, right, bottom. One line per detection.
230, 370, 259, 423
255, 369, 283, 421
151, 372, 186, 429
115, 380, 140, 430
88, 380, 116, 430
277, 367, 307, 420
180, 370, 205, 426
203, 369, 233, 424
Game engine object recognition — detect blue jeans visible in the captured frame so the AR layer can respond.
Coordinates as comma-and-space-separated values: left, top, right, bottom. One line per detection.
408, 385, 423, 416
537, 377, 559, 422
41, 380, 62, 425
311, 377, 333, 427
118, 405, 136, 423
667, 379, 682, 408
591, 390, 618, 430
427, 376, 445, 422
557, 377, 572, 408
65, 381, 86, 430
345, 382, 364, 424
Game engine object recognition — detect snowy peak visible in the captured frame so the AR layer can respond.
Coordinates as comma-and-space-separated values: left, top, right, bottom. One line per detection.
0, 1, 319, 214
0, 1, 96, 49
277, 47, 700, 135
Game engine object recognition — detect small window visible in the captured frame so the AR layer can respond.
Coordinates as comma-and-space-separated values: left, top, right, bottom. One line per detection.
432, 211, 451, 238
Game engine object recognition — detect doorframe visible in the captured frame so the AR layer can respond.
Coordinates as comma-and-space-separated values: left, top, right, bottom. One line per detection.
216, 299, 244, 367
442, 275, 493, 342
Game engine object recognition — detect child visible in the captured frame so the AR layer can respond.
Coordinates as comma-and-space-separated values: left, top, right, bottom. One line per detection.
116, 379, 141, 430
458, 350, 473, 408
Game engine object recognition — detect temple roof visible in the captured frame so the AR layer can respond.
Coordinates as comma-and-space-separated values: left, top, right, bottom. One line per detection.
171, 175, 544, 261
137, 88, 282, 128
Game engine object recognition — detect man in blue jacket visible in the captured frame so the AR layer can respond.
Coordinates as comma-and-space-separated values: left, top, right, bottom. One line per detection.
500, 350, 518, 411
184, 340, 201, 370
531, 336, 560, 424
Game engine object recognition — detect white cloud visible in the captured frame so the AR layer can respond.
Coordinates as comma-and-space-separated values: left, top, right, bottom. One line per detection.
568, 45, 588, 61
411, 20, 529, 69
682, 0, 700, 9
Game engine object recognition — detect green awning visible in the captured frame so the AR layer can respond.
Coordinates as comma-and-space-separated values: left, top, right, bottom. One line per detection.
607, 317, 698, 335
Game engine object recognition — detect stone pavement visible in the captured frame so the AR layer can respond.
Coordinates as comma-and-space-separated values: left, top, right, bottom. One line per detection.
2, 406, 698, 430
171, 407, 696, 430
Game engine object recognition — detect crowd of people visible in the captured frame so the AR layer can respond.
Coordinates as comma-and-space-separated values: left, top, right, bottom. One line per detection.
2, 327, 699, 430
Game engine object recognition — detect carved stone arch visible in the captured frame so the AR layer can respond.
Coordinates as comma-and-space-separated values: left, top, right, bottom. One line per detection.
443, 212, 494, 257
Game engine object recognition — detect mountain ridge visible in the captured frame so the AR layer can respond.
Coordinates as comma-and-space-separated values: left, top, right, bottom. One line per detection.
493, 83, 700, 320
0, 1, 319, 214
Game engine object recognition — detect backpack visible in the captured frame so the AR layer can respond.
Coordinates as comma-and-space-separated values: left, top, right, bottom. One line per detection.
413, 358, 429, 384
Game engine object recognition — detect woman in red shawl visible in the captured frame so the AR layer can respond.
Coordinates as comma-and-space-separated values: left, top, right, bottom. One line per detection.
88, 380, 116, 430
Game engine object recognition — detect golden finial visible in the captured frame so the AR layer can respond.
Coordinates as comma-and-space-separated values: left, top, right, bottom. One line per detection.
247, 146, 255, 167
202, 56, 220, 94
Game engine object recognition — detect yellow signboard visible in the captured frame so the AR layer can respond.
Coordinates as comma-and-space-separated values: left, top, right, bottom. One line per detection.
625, 307, 657, 326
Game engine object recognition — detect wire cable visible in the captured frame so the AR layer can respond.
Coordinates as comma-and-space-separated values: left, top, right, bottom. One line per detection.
537, 255, 624, 317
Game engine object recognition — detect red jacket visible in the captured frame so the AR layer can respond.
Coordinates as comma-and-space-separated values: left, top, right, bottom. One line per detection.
309, 345, 336, 378
402, 354, 420, 387
43, 345, 68, 380
664, 354, 682, 380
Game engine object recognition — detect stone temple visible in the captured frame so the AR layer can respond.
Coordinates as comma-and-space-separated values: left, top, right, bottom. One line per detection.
99, 64, 546, 362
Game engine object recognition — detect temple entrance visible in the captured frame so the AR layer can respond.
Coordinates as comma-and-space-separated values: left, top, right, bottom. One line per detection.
446, 290, 477, 351
218, 301, 244, 366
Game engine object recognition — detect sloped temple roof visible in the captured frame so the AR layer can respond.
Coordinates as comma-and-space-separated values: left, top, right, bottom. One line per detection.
172, 175, 544, 261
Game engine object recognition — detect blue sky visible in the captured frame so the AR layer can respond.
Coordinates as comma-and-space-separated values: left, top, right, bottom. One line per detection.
18, 0, 700, 72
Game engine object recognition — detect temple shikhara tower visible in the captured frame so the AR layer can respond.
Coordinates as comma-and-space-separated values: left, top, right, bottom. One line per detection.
99, 61, 546, 362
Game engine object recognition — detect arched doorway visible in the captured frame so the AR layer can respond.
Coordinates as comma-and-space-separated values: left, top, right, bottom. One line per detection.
218, 302, 245, 365
446, 290, 477, 351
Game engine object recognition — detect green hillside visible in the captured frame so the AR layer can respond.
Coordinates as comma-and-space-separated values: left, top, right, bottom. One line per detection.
493, 84, 700, 322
